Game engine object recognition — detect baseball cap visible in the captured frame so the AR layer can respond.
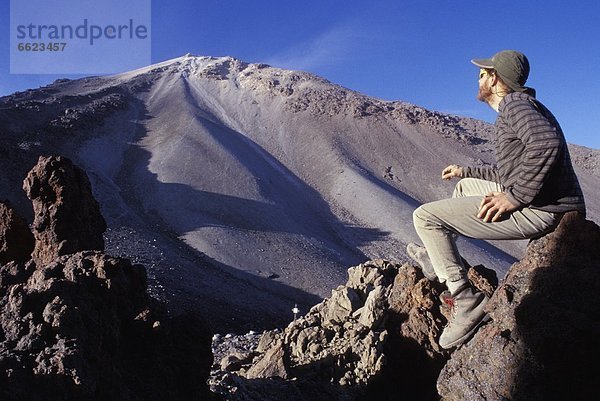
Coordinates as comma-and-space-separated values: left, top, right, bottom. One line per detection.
471, 50, 530, 93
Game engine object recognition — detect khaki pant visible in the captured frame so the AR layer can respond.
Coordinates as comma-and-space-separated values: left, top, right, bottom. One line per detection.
413, 178, 561, 293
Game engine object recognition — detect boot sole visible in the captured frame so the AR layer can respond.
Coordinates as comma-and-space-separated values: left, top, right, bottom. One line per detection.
440, 313, 491, 350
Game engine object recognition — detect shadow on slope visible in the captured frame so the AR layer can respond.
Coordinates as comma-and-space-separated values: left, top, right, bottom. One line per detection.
180, 76, 391, 249
123, 98, 390, 265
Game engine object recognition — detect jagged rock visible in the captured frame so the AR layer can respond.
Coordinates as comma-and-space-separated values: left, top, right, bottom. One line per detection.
358, 261, 497, 401
256, 329, 279, 353
438, 212, 600, 401
287, 260, 396, 387
22, 155, 106, 265
245, 339, 288, 380
0, 202, 34, 265
220, 351, 256, 372
357, 265, 449, 401
466, 264, 498, 298
0, 261, 35, 293
357, 285, 386, 329
389, 266, 447, 354
215, 260, 399, 398
324, 286, 362, 325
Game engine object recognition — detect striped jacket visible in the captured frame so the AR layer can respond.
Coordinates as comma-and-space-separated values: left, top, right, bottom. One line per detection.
463, 92, 585, 213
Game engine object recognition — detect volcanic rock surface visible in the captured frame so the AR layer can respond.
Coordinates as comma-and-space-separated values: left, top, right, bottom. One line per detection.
0, 156, 213, 401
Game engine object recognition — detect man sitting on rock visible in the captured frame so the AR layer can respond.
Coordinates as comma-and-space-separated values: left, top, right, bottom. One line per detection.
408, 50, 586, 349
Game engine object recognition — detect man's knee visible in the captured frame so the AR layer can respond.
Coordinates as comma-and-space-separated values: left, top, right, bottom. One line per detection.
413, 204, 436, 229
413, 205, 425, 228
413, 204, 427, 218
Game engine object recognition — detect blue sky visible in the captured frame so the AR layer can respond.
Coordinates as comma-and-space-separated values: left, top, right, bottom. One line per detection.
2, 0, 599, 148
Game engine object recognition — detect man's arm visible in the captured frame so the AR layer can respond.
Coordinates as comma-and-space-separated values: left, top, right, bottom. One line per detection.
441, 164, 500, 182
462, 165, 501, 183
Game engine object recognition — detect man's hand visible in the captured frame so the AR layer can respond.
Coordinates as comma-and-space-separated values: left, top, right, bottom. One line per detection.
477, 192, 519, 222
442, 164, 463, 180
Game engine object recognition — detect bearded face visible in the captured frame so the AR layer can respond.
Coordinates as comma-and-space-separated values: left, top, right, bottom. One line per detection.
477, 75, 494, 104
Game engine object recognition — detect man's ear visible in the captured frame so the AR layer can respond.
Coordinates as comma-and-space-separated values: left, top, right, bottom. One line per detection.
490, 73, 499, 86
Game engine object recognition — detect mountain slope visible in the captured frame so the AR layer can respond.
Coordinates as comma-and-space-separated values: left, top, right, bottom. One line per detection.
1, 54, 598, 330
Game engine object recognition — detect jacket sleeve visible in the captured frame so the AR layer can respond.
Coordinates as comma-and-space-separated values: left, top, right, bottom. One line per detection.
461, 165, 501, 183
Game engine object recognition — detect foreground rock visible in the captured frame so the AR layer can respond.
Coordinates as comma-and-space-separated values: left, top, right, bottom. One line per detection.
1, 156, 213, 401
438, 211, 600, 401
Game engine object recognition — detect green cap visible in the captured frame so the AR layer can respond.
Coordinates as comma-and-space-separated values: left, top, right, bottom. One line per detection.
471, 50, 530, 93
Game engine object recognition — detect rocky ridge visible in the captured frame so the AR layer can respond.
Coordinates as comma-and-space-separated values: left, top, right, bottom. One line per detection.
210, 259, 497, 400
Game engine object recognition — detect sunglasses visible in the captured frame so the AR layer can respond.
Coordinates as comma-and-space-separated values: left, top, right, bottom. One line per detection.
479, 69, 493, 79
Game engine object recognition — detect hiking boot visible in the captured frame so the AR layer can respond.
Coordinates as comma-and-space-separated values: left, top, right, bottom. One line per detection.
439, 284, 489, 349
406, 243, 438, 282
